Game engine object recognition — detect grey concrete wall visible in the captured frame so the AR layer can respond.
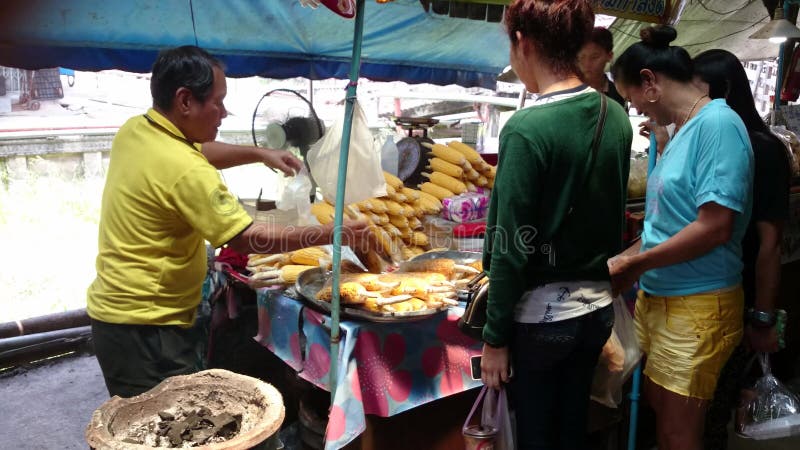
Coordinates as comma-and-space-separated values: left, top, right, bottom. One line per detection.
0, 130, 252, 181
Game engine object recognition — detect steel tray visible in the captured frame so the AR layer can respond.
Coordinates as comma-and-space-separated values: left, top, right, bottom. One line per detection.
294, 268, 447, 323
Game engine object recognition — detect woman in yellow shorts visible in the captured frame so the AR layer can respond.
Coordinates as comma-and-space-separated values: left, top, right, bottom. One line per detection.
606, 26, 754, 450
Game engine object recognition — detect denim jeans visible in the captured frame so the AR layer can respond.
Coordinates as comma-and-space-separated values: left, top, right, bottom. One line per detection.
511, 304, 614, 450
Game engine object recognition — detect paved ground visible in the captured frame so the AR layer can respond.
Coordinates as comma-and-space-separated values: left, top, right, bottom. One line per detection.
1, 352, 798, 449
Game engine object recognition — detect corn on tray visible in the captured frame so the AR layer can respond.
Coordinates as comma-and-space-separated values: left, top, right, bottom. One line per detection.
294, 268, 450, 322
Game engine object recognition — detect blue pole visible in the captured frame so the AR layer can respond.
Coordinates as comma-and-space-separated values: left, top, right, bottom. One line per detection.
627, 365, 642, 450
329, 0, 366, 406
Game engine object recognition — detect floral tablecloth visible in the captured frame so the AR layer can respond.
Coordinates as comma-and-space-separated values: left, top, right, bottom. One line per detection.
254, 289, 483, 450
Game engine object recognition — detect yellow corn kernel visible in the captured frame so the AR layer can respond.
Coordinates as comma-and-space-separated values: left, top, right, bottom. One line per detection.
383, 171, 404, 190
389, 214, 409, 229
384, 200, 404, 216
423, 172, 467, 194
428, 158, 464, 179
400, 187, 421, 201
411, 231, 429, 247
290, 247, 329, 266
311, 202, 335, 224
419, 182, 454, 200
447, 141, 484, 165
429, 143, 467, 167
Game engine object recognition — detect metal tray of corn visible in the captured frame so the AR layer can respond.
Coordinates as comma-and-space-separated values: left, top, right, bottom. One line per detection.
294, 268, 448, 323
407, 250, 482, 264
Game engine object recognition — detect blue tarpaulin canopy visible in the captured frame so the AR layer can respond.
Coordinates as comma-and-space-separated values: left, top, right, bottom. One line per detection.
0, 0, 509, 88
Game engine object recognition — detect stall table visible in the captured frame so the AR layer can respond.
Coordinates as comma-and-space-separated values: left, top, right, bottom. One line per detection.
253, 289, 483, 450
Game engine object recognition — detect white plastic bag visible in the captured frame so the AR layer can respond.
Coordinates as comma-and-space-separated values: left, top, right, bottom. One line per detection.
306, 100, 387, 205
275, 168, 314, 226
591, 295, 642, 408
463, 386, 514, 450
738, 353, 800, 440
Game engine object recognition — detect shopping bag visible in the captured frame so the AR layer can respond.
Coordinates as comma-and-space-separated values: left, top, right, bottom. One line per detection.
275, 168, 314, 225
463, 386, 514, 450
306, 100, 386, 206
737, 353, 800, 440
590, 295, 642, 408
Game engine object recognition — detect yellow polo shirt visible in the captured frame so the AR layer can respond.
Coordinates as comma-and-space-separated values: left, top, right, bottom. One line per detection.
87, 109, 252, 326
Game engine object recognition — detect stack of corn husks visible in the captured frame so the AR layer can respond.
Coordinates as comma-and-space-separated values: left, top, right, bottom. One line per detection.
310, 171, 441, 262
247, 246, 329, 287
419, 141, 496, 200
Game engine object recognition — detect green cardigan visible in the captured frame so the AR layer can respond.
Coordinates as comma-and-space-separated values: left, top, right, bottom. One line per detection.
482, 92, 632, 347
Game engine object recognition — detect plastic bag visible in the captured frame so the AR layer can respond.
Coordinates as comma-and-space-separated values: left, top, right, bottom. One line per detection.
275, 168, 314, 226
627, 154, 648, 200
737, 353, 800, 440
306, 100, 387, 206
463, 386, 514, 450
591, 295, 642, 408
769, 126, 800, 177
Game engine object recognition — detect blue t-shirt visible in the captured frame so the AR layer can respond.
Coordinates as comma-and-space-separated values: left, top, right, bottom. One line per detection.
640, 99, 754, 296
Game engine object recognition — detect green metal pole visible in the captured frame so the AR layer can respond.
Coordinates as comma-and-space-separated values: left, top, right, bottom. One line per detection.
329, 0, 366, 405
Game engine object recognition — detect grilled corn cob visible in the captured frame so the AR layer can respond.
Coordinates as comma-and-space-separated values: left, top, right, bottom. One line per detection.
425, 143, 468, 168
311, 202, 335, 224
250, 264, 315, 285
419, 182, 455, 200
389, 214, 409, 229
290, 247, 329, 266
447, 141, 484, 165
428, 158, 464, 179
422, 172, 467, 194
400, 187, 421, 201
383, 171, 403, 190
411, 231, 429, 247
384, 200, 405, 216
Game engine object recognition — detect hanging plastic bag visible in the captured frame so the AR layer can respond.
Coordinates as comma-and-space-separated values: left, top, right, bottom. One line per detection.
306, 100, 387, 206
591, 295, 642, 408
737, 353, 800, 440
275, 168, 314, 226
463, 386, 514, 450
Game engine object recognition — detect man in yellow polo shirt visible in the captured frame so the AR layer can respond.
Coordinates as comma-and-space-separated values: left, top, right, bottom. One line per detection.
87, 46, 368, 397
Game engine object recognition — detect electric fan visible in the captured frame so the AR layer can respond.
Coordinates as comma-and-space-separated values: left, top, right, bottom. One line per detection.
251, 88, 326, 169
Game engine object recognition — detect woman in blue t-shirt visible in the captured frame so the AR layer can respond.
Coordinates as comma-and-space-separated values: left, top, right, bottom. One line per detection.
608, 26, 754, 450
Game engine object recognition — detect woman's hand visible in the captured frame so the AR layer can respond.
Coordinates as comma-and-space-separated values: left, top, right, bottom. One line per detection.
480, 344, 510, 389
638, 119, 669, 154
608, 254, 644, 297
745, 324, 779, 353
262, 148, 304, 176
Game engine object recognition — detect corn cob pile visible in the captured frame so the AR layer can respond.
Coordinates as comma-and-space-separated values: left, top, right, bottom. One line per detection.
310, 171, 442, 262
420, 141, 496, 199
247, 247, 329, 287
315, 272, 458, 315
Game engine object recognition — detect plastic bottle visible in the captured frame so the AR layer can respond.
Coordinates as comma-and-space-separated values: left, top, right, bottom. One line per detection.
380, 135, 399, 176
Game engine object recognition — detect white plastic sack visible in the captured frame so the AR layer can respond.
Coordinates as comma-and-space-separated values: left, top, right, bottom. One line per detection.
591, 295, 642, 408
739, 353, 800, 440
306, 100, 387, 205
463, 386, 514, 450
275, 168, 314, 226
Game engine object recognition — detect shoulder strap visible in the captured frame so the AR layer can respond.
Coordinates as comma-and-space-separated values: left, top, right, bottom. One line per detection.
567, 92, 608, 214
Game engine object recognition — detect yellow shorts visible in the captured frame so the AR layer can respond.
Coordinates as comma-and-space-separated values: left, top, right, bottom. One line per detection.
635, 287, 743, 400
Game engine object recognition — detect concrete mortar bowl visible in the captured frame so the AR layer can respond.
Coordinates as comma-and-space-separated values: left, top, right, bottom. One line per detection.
85, 369, 285, 450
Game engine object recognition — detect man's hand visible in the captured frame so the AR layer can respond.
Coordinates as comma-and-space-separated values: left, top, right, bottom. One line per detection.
745, 324, 779, 353
608, 255, 643, 297
480, 344, 510, 390
262, 148, 304, 176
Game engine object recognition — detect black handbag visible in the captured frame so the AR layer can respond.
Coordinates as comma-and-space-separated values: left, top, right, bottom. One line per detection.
456, 93, 608, 341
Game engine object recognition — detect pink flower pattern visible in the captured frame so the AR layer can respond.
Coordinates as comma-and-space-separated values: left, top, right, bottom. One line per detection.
350, 331, 412, 415
422, 312, 482, 396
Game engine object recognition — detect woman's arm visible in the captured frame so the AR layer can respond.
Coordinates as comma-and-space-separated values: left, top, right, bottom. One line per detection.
609, 202, 735, 293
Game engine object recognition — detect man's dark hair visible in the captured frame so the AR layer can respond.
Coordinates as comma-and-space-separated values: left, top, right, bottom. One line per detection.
589, 27, 614, 53
150, 46, 224, 110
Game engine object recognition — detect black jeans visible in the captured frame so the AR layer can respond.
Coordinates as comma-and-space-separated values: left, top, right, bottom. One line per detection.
91, 319, 202, 398
511, 305, 614, 450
